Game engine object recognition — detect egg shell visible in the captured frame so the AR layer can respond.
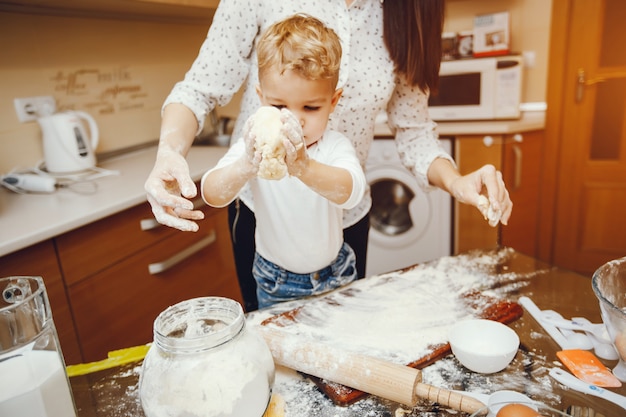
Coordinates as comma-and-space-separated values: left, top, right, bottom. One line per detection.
496, 403, 543, 417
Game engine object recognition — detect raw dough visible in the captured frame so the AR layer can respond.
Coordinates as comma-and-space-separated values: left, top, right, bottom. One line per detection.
477, 195, 501, 227
253, 106, 287, 180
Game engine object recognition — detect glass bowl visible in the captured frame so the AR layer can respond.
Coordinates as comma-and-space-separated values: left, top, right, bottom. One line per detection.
592, 256, 626, 382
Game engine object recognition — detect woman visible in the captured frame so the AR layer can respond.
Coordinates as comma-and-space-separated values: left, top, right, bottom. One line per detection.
145, 0, 513, 312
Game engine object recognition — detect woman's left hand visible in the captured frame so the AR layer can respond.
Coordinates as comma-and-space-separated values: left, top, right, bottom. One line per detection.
449, 164, 512, 226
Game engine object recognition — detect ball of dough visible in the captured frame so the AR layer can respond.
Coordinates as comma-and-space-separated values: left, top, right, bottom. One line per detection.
252, 106, 287, 180
477, 195, 500, 226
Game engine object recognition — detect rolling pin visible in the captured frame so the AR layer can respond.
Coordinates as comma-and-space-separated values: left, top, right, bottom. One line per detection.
258, 326, 486, 414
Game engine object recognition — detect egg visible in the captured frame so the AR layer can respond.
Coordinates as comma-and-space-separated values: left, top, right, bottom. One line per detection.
496, 403, 544, 417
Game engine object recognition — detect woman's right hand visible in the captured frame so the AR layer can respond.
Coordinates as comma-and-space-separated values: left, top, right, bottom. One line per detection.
145, 145, 205, 232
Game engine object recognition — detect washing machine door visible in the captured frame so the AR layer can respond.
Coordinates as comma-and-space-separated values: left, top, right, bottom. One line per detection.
367, 165, 432, 248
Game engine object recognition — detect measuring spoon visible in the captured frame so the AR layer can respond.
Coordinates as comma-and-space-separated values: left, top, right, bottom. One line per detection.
518, 297, 592, 350
541, 315, 618, 359
572, 317, 619, 360
549, 367, 626, 410
542, 310, 594, 350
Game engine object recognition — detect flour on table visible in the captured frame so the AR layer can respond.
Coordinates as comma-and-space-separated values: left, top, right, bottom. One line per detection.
262, 248, 541, 366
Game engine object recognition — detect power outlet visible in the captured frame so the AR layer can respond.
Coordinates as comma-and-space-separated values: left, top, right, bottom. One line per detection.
14, 96, 56, 123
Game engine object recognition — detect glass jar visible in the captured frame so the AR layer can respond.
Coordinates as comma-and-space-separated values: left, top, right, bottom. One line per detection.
0, 276, 77, 417
139, 297, 275, 417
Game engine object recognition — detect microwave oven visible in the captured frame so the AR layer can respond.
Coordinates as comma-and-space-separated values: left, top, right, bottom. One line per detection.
428, 55, 523, 121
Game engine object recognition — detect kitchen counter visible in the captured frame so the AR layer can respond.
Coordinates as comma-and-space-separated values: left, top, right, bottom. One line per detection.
69, 248, 625, 417
0, 144, 228, 258
375, 110, 545, 137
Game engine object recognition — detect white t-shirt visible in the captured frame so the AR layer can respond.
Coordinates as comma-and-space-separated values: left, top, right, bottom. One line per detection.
202, 130, 366, 273
165, 0, 454, 227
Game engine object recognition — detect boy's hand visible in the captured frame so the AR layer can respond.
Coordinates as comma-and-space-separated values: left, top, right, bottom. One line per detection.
281, 109, 308, 177
241, 114, 262, 177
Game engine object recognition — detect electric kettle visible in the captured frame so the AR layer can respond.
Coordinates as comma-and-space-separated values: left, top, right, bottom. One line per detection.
37, 111, 99, 174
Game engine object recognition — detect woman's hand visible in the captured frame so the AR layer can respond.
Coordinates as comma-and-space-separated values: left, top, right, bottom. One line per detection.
145, 145, 204, 232
449, 164, 512, 226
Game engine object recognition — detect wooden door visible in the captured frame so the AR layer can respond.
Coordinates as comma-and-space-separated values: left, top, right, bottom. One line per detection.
543, 0, 626, 274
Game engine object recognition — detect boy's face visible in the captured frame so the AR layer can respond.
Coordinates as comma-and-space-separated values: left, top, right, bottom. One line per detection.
256, 68, 342, 147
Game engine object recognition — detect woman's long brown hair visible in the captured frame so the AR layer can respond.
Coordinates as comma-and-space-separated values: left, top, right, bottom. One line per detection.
383, 0, 445, 94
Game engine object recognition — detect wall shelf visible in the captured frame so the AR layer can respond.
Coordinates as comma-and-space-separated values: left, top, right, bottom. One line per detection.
0, 0, 218, 23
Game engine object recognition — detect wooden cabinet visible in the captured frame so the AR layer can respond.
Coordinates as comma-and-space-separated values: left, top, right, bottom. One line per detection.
56, 202, 242, 363
0, 240, 82, 364
0, 201, 241, 364
454, 130, 543, 256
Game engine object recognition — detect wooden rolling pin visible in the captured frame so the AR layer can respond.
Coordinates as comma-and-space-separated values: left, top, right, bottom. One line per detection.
258, 326, 486, 414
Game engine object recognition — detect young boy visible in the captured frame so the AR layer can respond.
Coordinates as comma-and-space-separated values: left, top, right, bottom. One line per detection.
201, 14, 366, 309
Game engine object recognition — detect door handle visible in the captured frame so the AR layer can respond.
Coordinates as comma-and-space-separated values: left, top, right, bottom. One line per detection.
576, 68, 626, 103
148, 231, 216, 275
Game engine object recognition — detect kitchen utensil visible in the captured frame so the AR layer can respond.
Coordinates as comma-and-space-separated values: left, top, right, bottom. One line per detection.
258, 326, 487, 414
592, 257, 626, 382
573, 317, 619, 360
518, 296, 593, 350
542, 310, 594, 350
0, 276, 77, 417
549, 367, 626, 410
556, 350, 621, 387
448, 319, 519, 374
1, 173, 56, 193
38, 110, 99, 173
542, 316, 618, 360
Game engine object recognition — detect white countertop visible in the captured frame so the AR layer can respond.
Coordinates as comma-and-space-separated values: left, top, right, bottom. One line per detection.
0, 145, 228, 258
1, 111, 544, 258
374, 110, 545, 137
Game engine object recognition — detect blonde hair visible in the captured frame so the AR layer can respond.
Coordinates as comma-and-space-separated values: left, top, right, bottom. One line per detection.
257, 14, 342, 88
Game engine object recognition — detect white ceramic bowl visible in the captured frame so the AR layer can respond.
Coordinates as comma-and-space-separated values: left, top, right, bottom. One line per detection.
449, 319, 520, 374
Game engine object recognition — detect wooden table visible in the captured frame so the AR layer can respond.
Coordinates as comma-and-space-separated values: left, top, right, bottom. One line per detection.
69, 248, 626, 416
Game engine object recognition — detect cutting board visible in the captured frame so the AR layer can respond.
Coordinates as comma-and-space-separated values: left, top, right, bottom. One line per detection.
261, 255, 525, 406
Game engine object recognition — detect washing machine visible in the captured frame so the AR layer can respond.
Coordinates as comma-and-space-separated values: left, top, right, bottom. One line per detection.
365, 138, 453, 276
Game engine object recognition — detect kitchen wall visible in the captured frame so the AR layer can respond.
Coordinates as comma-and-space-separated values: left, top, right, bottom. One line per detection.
445, 0, 552, 106
0, 0, 552, 174
0, 10, 229, 174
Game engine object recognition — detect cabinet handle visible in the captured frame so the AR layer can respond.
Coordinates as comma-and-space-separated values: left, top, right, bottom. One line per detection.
509, 133, 523, 190
148, 231, 216, 275
140, 197, 205, 231
140, 218, 161, 231
512, 144, 523, 190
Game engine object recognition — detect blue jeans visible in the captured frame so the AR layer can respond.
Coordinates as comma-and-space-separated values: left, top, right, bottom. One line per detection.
253, 242, 357, 309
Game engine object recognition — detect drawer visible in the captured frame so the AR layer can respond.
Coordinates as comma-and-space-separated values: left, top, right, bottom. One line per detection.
68, 208, 242, 361
56, 202, 185, 285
